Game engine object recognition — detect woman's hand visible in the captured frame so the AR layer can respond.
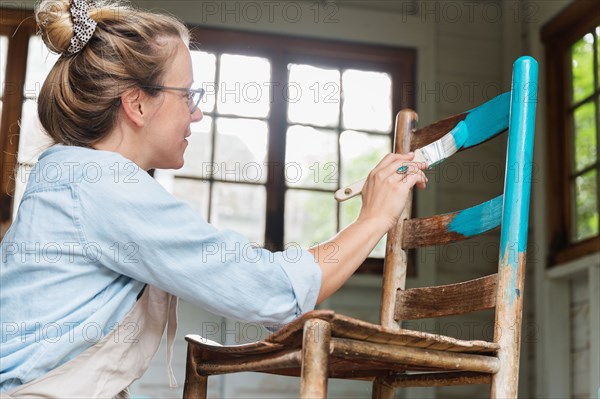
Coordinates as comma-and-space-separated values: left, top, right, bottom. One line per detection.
357, 152, 428, 234
310, 152, 428, 304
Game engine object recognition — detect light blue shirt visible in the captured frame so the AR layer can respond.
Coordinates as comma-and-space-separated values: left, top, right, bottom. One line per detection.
0, 145, 321, 391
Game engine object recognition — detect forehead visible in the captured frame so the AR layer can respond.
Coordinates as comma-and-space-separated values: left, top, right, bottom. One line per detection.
163, 39, 193, 85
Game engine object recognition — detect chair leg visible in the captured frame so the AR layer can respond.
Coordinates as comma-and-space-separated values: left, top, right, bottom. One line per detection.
300, 319, 331, 399
490, 255, 526, 399
183, 345, 208, 399
372, 378, 395, 399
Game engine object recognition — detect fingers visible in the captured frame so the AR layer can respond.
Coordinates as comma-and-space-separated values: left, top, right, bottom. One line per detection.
368, 153, 427, 181
393, 162, 428, 190
370, 152, 416, 174
366, 157, 428, 192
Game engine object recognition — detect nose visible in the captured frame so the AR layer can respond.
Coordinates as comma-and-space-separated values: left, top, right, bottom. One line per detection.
191, 107, 203, 122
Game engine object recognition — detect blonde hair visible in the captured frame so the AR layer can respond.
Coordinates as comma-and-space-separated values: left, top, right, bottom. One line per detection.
35, 0, 190, 146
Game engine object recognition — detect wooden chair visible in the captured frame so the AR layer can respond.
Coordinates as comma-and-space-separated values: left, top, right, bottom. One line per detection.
183, 56, 538, 399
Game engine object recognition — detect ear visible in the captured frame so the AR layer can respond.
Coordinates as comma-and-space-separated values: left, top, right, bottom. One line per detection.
119, 88, 147, 128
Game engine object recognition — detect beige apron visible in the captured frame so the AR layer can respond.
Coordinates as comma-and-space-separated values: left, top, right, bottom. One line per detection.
1, 285, 178, 399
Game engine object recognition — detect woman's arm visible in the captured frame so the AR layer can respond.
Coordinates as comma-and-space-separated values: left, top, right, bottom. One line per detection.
309, 152, 428, 303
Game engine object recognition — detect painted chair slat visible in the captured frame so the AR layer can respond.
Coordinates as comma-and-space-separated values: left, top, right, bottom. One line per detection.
402, 195, 503, 249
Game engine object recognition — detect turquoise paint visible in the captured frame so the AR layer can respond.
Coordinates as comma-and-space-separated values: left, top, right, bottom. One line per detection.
500, 56, 538, 254
450, 120, 469, 150
499, 56, 538, 305
448, 195, 503, 237
463, 91, 511, 149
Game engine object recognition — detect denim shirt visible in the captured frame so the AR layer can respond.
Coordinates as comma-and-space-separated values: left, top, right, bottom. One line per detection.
0, 145, 321, 391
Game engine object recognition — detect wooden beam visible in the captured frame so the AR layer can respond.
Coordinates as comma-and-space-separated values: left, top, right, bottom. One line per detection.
330, 338, 500, 374
197, 350, 301, 375
381, 371, 491, 388
183, 345, 207, 399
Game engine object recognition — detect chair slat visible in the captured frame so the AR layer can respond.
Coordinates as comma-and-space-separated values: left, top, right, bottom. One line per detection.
410, 92, 510, 151
402, 195, 503, 249
410, 114, 467, 150
395, 274, 497, 320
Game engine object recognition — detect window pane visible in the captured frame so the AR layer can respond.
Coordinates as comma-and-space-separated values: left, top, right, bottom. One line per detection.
13, 100, 54, 220
172, 178, 210, 220
191, 50, 217, 113
573, 170, 599, 241
214, 117, 268, 183
339, 197, 386, 258
24, 36, 60, 100
287, 64, 340, 128
342, 70, 392, 133
18, 99, 54, 164
210, 182, 266, 245
285, 190, 336, 248
571, 33, 594, 104
339, 130, 390, 258
181, 116, 213, 177
1, 35, 8, 98
217, 54, 270, 118
285, 125, 338, 189
572, 101, 597, 171
339, 130, 391, 186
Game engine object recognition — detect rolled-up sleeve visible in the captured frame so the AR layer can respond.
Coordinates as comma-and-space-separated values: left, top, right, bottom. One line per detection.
77, 160, 321, 324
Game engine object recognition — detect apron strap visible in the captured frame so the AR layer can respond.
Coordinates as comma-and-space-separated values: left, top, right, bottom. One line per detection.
166, 295, 178, 388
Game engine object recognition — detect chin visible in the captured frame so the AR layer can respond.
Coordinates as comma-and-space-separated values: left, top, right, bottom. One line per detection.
155, 157, 185, 170
169, 159, 185, 170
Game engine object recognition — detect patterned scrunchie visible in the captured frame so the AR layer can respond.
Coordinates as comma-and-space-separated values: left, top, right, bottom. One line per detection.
67, 0, 97, 54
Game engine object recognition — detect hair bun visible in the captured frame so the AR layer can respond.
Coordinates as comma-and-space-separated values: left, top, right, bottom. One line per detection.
36, 0, 76, 54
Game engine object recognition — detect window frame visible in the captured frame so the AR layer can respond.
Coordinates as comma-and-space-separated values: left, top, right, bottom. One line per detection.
542, 0, 600, 265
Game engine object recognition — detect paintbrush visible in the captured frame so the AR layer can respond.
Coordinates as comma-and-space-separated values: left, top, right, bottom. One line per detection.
334, 120, 469, 202
334, 90, 512, 202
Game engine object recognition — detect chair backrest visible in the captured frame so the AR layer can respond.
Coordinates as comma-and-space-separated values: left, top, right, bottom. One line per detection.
379, 56, 538, 394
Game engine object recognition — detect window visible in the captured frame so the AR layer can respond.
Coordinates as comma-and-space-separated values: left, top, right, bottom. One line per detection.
0, 14, 415, 274
165, 27, 414, 272
542, 1, 600, 264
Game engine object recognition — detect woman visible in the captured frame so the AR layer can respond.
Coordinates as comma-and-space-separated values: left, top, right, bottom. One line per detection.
0, 0, 427, 397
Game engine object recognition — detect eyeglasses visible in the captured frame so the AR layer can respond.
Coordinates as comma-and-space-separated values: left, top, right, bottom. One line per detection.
142, 85, 205, 113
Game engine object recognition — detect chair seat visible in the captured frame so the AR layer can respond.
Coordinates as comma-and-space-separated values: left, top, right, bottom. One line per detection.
185, 310, 500, 380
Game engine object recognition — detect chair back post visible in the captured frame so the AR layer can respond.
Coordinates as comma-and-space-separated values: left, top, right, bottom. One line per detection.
379, 109, 418, 329
491, 56, 538, 398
